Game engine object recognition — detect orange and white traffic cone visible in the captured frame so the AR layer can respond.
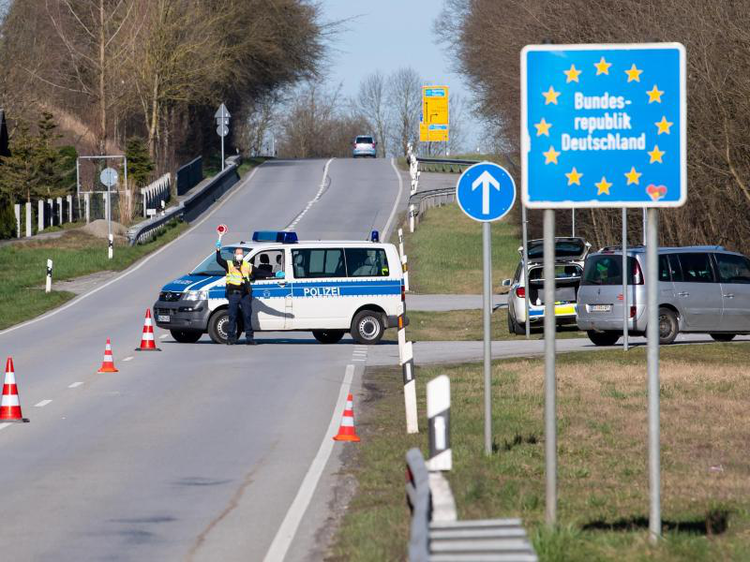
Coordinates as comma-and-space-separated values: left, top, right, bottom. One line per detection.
333, 393, 360, 442
1, 357, 29, 423
135, 309, 161, 351
97, 338, 119, 373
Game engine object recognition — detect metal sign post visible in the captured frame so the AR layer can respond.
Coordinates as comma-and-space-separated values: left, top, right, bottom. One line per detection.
455, 162, 517, 456
99, 167, 118, 259
215, 103, 231, 171
522, 42, 686, 532
521, 204, 531, 339
622, 208, 629, 350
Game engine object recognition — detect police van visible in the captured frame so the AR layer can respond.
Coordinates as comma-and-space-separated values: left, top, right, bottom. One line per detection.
153, 231, 407, 344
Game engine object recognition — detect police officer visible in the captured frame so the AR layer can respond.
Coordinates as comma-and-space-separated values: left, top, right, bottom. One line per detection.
215, 243, 271, 345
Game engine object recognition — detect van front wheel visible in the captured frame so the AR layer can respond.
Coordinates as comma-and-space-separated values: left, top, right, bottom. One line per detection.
208, 310, 230, 344
350, 310, 385, 345
313, 330, 345, 344
587, 330, 621, 346
170, 329, 202, 343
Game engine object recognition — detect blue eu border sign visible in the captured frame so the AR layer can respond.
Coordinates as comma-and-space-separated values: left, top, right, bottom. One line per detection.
521, 43, 686, 209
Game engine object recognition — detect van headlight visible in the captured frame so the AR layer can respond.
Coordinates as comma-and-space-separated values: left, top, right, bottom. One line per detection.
183, 290, 208, 301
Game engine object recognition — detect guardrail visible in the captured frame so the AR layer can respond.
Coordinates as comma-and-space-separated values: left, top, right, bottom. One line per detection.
406, 187, 456, 233
416, 156, 479, 174
126, 155, 242, 245
406, 448, 431, 562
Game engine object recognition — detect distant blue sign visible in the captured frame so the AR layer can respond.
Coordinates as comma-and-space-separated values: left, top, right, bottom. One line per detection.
521, 43, 686, 208
456, 162, 516, 222
424, 88, 447, 97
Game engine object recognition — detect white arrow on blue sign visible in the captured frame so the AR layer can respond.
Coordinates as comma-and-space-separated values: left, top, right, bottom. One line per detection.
456, 162, 516, 222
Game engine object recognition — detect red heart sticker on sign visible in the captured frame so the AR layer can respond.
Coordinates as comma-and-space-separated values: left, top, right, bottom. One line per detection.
646, 184, 667, 201
216, 224, 228, 236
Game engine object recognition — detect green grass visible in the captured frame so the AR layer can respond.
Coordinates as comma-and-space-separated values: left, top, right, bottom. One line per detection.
0, 221, 187, 330
397, 204, 520, 294
328, 343, 750, 561
384, 309, 583, 341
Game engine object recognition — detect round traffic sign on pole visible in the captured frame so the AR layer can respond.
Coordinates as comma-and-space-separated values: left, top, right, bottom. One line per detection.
100, 167, 119, 188
216, 125, 229, 138
216, 224, 228, 236
455, 162, 516, 222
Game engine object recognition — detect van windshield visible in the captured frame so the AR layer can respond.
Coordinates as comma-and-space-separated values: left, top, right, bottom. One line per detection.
582, 255, 638, 285
191, 247, 250, 276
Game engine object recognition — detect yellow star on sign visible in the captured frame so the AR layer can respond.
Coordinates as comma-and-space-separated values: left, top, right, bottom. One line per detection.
563, 64, 582, 83
648, 145, 665, 163
594, 57, 612, 75
647, 85, 664, 103
625, 63, 643, 82
542, 85, 561, 105
655, 116, 673, 134
543, 146, 560, 164
534, 118, 552, 136
595, 176, 612, 195
565, 167, 583, 186
624, 166, 642, 185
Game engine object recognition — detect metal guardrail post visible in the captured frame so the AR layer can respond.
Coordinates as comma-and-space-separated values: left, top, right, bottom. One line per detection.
406, 448, 431, 562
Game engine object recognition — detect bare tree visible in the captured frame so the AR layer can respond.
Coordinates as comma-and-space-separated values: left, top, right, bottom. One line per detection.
388, 67, 422, 157
354, 71, 390, 157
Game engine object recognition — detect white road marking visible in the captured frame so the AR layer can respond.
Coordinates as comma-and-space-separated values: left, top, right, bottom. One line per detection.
68, 382, 84, 388
122, 356, 134, 362
263, 364, 355, 562
0, 164, 265, 338
34, 400, 52, 408
0, 422, 11, 431
353, 358, 366, 362
384, 158, 405, 239
285, 158, 334, 229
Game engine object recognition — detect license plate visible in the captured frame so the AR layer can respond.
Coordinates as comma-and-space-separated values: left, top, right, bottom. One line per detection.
591, 304, 612, 312
158, 314, 170, 323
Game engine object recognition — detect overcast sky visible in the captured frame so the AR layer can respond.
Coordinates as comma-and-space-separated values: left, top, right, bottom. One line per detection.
321, 0, 481, 151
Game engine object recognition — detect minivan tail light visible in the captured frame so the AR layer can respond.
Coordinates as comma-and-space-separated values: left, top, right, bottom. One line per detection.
515, 286, 526, 298
401, 283, 406, 302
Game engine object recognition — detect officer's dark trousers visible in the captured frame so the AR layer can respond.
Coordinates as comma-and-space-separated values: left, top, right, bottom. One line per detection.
227, 291, 253, 342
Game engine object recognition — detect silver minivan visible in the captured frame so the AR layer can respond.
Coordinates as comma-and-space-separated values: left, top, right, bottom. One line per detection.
577, 245, 750, 345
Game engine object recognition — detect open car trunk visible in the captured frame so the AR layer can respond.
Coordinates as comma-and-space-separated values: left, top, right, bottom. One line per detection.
527, 263, 583, 306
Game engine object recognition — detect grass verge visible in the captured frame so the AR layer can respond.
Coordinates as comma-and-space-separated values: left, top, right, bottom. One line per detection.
397, 204, 520, 294
328, 343, 750, 561
0, 220, 187, 330
385, 309, 582, 341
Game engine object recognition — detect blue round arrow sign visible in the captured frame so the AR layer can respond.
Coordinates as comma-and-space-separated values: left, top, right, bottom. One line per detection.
455, 162, 516, 222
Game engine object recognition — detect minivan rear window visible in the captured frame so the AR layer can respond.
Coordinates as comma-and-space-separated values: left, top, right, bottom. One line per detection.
582, 255, 639, 285
356, 136, 373, 144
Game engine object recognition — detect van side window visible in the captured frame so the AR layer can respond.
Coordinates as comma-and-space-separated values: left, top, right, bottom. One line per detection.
668, 254, 683, 282
345, 248, 389, 277
292, 249, 345, 278
715, 253, 750, 284
676, 253, 715, 283
658, 255, 671, 281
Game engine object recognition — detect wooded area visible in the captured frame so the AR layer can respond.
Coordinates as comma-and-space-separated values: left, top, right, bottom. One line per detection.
0, 0, 324, 233
439, 0, 750, 253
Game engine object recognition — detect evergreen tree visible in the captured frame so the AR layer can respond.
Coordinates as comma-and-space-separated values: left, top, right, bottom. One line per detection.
125, 137, 154, 188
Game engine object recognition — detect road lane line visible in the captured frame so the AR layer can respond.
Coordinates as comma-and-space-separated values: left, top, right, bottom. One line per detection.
284, 158, 334, 229
263, 364, 355, 562
34, 400, 52, 408
0, 164, 264, 338
68, 382, 84, 388
384, 157, 405, 239
122, 356, 134, 362
0, 422, 11, 431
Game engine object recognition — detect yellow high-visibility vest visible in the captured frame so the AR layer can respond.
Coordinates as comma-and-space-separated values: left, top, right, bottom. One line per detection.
226, 260, 252, 286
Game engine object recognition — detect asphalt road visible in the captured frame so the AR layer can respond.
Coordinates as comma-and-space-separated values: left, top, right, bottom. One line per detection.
0, 157, 404, 561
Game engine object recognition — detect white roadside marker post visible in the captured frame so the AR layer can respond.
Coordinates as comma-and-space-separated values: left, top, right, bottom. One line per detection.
402, 254, 410, 292
108, 233, 114, 260
402, 341, 418, 434
398, 228, 404, 258
427, 375, 451, 471
409, 205, 416, 233
45, 259, 53, 293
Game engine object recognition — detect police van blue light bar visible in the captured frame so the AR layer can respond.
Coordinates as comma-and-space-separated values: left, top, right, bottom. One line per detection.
252, 231, 298, 243
370, 230, 379, 242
